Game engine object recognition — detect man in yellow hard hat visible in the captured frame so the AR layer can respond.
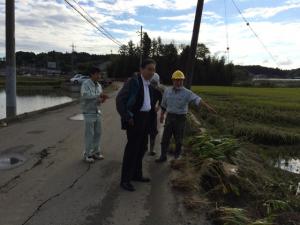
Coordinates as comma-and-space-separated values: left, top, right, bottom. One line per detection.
156, 70, 216, 162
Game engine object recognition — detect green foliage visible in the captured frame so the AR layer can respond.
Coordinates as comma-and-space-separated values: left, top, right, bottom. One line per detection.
192, 86, 300, 145
108, 33, 235, 85
249, 219, 273, 225
188, 134, 239, 161
233, 124, 300, 145
263, 200, 292, 216
14, 51, 111, 75
210, 207, 251, 225
0, 76, 64, 87
184, 86, 300, 225
235, 65, 289, 78
142, 32, 152, 58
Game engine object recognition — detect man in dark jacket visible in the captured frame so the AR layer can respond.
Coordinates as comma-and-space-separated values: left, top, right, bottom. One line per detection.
116, 59, 156, 191
148, 73, 162, 156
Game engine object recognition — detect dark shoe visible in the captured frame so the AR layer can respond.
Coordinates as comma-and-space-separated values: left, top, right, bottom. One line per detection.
132, 177, 151, 182
174, 153, 181, 159
149, 151, 156, 156
120, 182, 135, 192
155, 157, 167, 163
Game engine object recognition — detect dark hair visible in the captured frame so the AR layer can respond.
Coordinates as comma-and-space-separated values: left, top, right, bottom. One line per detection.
89, 67, 101, 76
141, 58, 156, 69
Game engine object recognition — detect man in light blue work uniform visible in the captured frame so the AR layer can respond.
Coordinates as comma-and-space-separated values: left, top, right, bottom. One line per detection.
81, 67, 108, 163
156, 70, 217, 162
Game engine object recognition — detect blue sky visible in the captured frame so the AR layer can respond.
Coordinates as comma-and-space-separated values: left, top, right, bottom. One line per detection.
0, 0, 300, 69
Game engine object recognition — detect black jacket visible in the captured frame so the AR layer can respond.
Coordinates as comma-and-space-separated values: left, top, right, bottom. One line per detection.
116, 74, 154, 130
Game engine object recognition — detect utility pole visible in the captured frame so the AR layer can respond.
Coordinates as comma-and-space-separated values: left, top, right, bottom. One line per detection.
71, 43, 76, 74
185, 0, 205, 89
138, 26, 143, 66
6, 0, 17, 118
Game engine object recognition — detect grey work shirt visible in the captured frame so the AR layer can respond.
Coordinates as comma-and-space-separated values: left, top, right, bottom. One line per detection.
161, 87, 201, 115
80, 79, 103, 115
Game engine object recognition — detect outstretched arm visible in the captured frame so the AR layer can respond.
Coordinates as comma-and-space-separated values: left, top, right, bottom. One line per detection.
160, 90, 168, 123
200, 100, 217, 114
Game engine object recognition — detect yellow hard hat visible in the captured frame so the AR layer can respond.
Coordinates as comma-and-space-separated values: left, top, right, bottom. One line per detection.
171, 70, 185, 80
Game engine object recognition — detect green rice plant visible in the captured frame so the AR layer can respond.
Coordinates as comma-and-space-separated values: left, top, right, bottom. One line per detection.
233, 124, 300, 145
263, 200, 292, 216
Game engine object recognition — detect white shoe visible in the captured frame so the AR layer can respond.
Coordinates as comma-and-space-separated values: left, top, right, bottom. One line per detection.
84, 156, 95, 163
93, 153, 104, 160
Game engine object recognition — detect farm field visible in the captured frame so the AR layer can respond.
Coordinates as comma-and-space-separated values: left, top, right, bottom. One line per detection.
170, 86, 300, 225
193, 86, 300, 145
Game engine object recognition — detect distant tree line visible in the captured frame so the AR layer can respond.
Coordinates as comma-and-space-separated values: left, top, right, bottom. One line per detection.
12, 51, 110, 75
107, 32, 235, 85
235, 65, 288, 78
1, 33, 298, 83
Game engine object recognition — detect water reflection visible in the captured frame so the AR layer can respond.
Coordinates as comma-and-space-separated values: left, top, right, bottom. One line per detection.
275, 158, 300, 174
0, 89, 74, 119
270, 148, 300, 174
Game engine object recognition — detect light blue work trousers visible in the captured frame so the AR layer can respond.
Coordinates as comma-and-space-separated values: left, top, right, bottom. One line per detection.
83, 113, 102, 157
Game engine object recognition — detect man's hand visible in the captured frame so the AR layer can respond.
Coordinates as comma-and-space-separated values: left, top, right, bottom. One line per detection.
155, 106, 160, 112
128, 118, 134, 127
207, 105, 217, 114
100, 94, 109, 103
160, 113, 165, 124
201, 100, 217, 114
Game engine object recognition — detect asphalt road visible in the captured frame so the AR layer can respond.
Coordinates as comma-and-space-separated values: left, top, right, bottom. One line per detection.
0, 85, 209, 225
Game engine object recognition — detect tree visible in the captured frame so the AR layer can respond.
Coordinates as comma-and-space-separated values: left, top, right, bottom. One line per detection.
158, 42, 179, 83
157, 37, 164, 56
142, 32, 152, 58
119, 45, 128, 56
196, 43, 210, 60
128, 41, 136, 56
109, 34, 236, 85
151, 38, 158, 58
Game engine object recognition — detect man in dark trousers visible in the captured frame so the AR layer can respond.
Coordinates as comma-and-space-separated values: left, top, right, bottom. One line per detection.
148, 73, 163, 156
116, 59, 156, 192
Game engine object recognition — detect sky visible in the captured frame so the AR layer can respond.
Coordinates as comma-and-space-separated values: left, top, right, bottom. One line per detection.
0, 0, 300, 69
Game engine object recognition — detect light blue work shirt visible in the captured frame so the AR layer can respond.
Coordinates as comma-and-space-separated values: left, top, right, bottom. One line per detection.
80, 79, 103, 115
161, 87, 201, 115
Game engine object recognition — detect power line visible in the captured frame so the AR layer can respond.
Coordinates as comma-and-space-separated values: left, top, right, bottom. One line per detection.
231, 0, 279, 68
223, 0, 230, 63
70, 0, 123, 46
64, 0, 123, 47
65, 0, 122, 46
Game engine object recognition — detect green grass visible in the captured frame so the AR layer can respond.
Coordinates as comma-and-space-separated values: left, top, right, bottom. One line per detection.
0, 76, 64, 87
179, 86, 300, 225
192, 86, 300, 145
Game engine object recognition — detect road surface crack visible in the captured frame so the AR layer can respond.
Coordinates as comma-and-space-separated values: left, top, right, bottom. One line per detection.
0, 147, 52, 193
21, 164, 91, 225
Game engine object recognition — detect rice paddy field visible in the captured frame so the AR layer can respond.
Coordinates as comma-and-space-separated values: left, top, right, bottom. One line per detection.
171, 86, 300, 225
193, 86, 300, 146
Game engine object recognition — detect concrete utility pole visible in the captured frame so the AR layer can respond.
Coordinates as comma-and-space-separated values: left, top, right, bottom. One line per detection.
139, 26, 143, 66
71, 43, 76, 74
6, 0, 17, 118
185, 0, 205, 89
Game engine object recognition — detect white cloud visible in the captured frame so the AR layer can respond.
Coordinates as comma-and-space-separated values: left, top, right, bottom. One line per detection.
243, 1, 300, 19
0, 0, 299, 69
135, 20, 300, 69
112, 18, 143, 26
160, 11, 221, 22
